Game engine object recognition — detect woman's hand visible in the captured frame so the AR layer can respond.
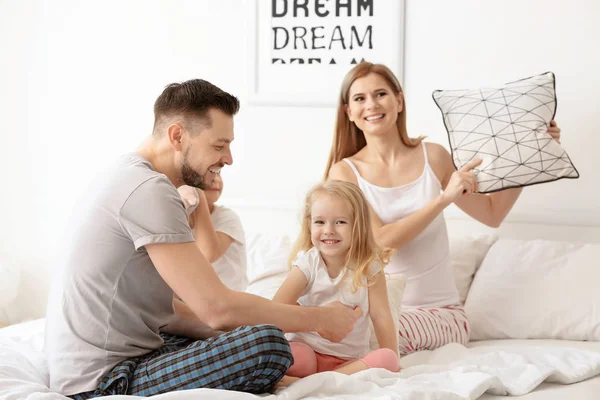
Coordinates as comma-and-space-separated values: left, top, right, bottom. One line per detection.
441, 158, 483, 204
547, 120, 561, 144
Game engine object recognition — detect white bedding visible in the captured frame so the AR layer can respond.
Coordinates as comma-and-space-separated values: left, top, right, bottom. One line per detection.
2, 319, 600, 400
468, 340, 600, 400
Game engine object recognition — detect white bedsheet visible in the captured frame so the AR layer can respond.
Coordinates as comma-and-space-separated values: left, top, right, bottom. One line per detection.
467, 340, 600, 400
2, 319, 600, 400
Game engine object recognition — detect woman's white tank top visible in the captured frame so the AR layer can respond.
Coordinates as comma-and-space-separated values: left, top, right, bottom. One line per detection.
343, 142, 459, 308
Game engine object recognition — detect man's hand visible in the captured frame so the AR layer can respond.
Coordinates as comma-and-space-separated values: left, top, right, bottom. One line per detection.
316, 301, 362, 342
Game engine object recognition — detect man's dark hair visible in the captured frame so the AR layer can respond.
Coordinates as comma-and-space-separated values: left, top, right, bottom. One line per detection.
153, 79, 240, 135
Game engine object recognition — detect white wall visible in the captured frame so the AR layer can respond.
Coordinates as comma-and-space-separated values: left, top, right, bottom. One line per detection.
1, 0, 599, 321
403, 0, 600, 227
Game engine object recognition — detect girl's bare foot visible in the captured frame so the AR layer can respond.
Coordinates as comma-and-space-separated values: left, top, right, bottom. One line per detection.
274, 375, 301, 390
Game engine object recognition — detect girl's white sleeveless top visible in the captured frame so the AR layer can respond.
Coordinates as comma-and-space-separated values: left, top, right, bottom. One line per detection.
343, 142, 459, 308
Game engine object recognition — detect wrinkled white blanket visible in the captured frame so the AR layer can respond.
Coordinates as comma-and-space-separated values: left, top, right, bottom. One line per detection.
2, 321, 600, 400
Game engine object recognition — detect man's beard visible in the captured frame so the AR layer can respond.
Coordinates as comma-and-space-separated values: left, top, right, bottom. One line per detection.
181, 162, 210, 190
181, 149, 212, 190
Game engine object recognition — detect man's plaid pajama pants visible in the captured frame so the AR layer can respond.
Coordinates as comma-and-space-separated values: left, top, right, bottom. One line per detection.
70, 324, 292, 398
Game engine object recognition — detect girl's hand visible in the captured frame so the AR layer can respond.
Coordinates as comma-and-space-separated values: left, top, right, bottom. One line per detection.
441, 158, 483, 204
547, 120, 561, 144
177, 185, 200, 215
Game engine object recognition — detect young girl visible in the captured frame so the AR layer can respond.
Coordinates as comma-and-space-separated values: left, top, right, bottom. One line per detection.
273, 180, 399, 382
325, 62, 562, 354
177, 175, 248, 291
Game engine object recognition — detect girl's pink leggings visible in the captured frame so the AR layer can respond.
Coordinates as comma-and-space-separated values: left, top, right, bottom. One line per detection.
286, 342, 400, 378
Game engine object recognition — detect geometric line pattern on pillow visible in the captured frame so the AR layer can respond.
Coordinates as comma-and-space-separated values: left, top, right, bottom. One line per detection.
432, 72, 579, 193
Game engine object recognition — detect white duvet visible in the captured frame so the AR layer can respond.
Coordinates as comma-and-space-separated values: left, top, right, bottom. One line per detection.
2, 320, 600, 400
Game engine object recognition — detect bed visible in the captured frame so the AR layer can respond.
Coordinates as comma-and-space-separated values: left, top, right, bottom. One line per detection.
2, 207, 599, 400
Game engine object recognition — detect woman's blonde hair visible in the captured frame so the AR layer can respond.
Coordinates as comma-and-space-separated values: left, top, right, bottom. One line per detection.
289, 180, 393, 291
324, 62, 424, 179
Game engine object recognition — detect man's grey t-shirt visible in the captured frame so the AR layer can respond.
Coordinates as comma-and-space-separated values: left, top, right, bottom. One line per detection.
44, 154, 194, 395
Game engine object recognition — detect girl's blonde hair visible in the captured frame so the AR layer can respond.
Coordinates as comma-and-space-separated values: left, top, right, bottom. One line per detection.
289, 180, 393, 291
324, 62, 425, 179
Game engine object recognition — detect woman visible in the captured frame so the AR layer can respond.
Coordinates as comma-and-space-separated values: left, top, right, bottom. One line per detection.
325, 62, 561, 354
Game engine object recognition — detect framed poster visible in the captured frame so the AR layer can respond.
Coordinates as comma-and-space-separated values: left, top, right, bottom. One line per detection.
247, 0, 405, 106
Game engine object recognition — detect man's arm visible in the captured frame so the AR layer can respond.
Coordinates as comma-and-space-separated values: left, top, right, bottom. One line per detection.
146, 241, 361, 342
161, 297, 225, 340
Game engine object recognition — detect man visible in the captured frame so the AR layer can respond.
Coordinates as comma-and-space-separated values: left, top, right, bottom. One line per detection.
44, 79, 361, 398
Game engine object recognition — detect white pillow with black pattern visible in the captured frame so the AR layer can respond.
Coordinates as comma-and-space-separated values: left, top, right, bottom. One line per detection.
432, 72, 579, 193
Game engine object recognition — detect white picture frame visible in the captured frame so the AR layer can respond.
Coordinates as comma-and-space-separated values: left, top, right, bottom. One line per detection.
247, 0, 405, 107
